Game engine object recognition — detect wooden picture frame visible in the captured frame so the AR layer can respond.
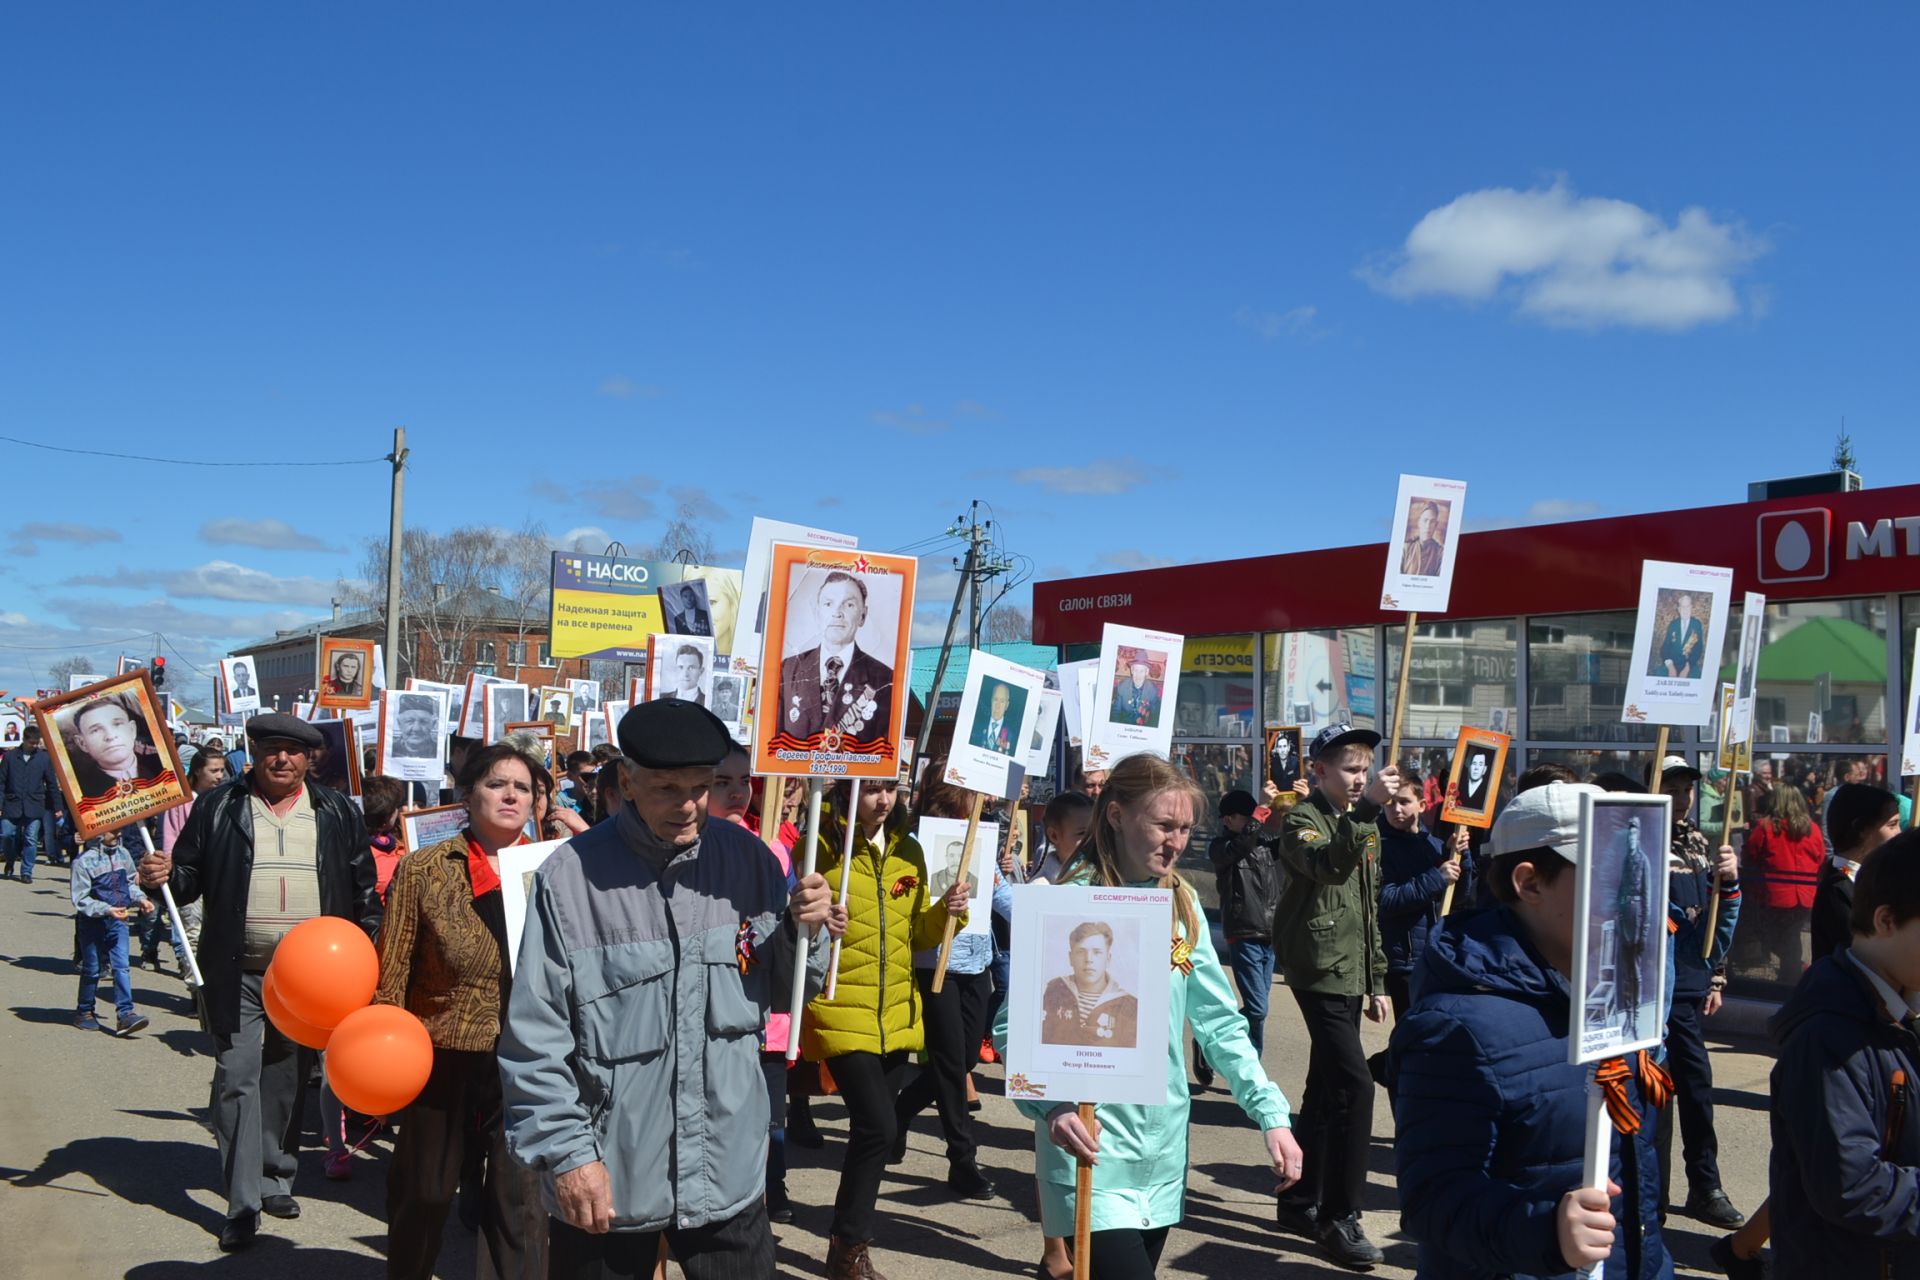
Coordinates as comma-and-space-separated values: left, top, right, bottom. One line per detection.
315, 637, 377, 712
32, 670, 188, 841
503, 720, 557, 773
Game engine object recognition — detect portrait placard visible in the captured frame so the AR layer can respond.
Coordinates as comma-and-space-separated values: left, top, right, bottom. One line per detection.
1713, 683, 1753, 776
220, 657, 263, 715
377, 688, 449, 783
315, 637, 376, 712
568, 678, 602, 722
1769, 724, 1791, 744
1264, 726, 1304, 809
648, 635, 719, 707
1022, 688, 1064, 776
917, 816, 1001, 938
117, 654, 140, 676
484, 682, 531, 744
735, 517, 859, 677
70, 672, 98, 691
659, 578, 715, 638
293, 701, 317, 721
603, 699, 631, 745
1621, 560, 1734, 728
1056, 659, 1098, 752
400, 803, 468, 856
751, 542, 917, 779
33, 671, 188, 841
1005, 884, 1174, 1107
626, 676, 647, 706
344, 706, 380, 752
1902, 628, 1920, 778
580, 707, 610, 754
1807, 710, 1824, 744
1729, 592, 1766, 745
1379, 474, 1469, 613
1571, 792, 1672, 1065
407, 678, 466, 736
310, 717, 363, 797
1440, 725, 1510, 829
536, 685, 573, 733
504, 722, 556, 773
946, 651, 1046, 797
457, 672, 505, 738
708, 673, 749, 741
1086, 624, 1184, 771
0, 710, 25, 748
499, 839, 565, 974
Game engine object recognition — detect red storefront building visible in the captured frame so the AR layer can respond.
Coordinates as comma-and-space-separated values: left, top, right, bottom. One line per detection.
1033, 479, 1920, 998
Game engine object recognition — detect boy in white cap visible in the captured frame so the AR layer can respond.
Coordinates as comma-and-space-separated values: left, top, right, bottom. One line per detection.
1390, 782, 1673, 1279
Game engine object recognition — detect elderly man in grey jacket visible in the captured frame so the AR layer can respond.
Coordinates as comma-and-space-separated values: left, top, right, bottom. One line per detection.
500, 699, 840, 1279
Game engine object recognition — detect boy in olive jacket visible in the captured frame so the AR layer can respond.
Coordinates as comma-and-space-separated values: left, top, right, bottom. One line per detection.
1273, 723, 1398, 1270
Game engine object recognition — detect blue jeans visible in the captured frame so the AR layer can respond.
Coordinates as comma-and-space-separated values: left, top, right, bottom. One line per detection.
138, 899, 187, 962
3, 815, 42, 880
1227, 939, 1277, 1058
77, 914, 134, 1021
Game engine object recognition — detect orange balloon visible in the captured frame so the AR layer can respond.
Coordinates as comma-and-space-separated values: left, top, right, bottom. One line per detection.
270, 917, 378, 1031
324, 1004, 434, 1117
262, 969, 334, 1051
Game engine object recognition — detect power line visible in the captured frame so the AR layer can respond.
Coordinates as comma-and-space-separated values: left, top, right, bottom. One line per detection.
0, 434, 388, 469
0, 632, 154, 653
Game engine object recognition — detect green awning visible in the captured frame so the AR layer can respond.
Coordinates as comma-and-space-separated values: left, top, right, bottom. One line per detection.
1719, 615, 1886, 685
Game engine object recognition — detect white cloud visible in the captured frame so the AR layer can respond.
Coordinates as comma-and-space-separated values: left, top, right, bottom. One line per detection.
1365, 180, 1767, 330
1012, 459, 1150, 496
199, 517, 339, 552
1234, 303, 1323, 341
599, 375, 663, 399
71, 560, 343, 606
8, 522, 123, 555
560, 526, 615, 552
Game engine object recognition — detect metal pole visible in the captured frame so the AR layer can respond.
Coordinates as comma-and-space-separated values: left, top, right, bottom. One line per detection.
968, 501, 982, 649
383, 427, 408, 688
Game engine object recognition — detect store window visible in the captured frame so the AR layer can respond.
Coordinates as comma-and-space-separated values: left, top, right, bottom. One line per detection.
1522, 747, 1659, 787
1261, 629, 1380, 735
1526, 611, 1655, 742
1171, 741, 1254, 911
1382, 618, 1518, 741
1720, 597, 1890, 745
1172, 635, 1258, 740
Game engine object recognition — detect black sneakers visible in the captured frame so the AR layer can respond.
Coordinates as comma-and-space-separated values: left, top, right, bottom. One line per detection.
1316, 1212, 1384, 1271
1274, 1197, 1320, 1238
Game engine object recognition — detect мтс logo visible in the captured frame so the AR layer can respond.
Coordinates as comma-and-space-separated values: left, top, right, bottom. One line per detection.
1756, 508, 1831, 584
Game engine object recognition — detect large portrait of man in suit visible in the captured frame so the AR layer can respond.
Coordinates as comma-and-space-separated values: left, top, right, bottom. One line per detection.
1650, 589, 1710, 680
775, 569, 895, 747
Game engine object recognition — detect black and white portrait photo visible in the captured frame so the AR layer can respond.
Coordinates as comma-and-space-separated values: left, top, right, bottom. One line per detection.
1266, 726, 1302, 790
710, 671, 745, 724
220, 656, 262, 715
1574, 793, 1671, 1063
570, 678, 601, 718
652, 637, 717, 706
391, 693, 441, 761
1039, 918, 1140, 1049
660, 578, 714, 637
486, 683, 530, 743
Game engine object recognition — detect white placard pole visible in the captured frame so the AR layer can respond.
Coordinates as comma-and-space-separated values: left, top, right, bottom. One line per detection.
824, 780, 862, 1000
784, 778, 827, 1064
136, 824, 203, 988
1576, 1070, 1611, 1280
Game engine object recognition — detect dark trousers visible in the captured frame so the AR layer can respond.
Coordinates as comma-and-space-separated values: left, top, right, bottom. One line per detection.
1087, 1226, 1170, 1279
827, 1050, 909, 1244
893, 968, 990, 1170
550, 1202, 773, 1280
1284, 991, 1372, 1220
387, 1048, 544, 1280
1657, 993, 1722, 1203
211, 971, 309, 1219
762, 1053, 789, 1200
1385, 971, 1413, 1021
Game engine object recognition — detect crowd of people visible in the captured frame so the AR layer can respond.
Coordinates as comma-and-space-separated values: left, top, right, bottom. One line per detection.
4, 697, 1919, 1279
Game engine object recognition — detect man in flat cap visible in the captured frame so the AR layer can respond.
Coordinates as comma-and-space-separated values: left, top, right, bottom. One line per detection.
501, 700, 841, 1279
137, 711, 380, 1252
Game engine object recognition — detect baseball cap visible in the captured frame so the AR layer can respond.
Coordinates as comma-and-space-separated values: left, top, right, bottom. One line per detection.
1488, 781, 1607, 864
1653, 754, 1702, 787
1310, 722, 1382, 760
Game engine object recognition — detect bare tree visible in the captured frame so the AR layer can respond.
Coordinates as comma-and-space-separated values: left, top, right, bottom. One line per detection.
643, 499, 718, 564
983, 604, 1032, 645
500, 521, 556, 662
48, 654, 94, 687
341, 526, 515, 683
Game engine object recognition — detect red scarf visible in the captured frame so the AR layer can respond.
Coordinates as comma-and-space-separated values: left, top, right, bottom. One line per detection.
463, 833, 517, 898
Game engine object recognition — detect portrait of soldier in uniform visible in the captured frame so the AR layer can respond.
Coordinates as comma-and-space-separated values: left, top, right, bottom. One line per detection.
1040, 920, 1139, 1049
661, 579, 713, 637
1109, 650, 1164, 729
776, 570, 894, 744
1398, 498, 1448, 577
1611, 816, 1653, 1041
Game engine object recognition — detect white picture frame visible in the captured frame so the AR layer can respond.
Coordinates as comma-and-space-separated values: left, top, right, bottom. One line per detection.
708, 672, 749, 742
499, 839, 566, 974
1379, 473, 1469, 613
220, 657, 263, 715
0, 710, 25, 749
568, 677, 602, 721
1902, 627, 1920, 777
1022, 687, 1064, 776
1621, 559, 1735, 728
377, 688, 449, 783
407, 678, 466, 737
918, 817, 1001, 939
1086, 623, 1183, 771
648, 634, 718, 706
603, 699, 631, 748
1729, 592, 1766, 746
484, 682, 532, 744
946, 650, 1046, 797
1005, 883, 1174, 1106
1571, 791, 1672, 1065
1056, 659, 1098, 752
457, 672, 506, 739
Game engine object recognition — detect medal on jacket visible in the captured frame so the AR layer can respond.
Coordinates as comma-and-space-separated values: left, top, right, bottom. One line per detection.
890, 874, 918, 899
1170, 936, 1195, 975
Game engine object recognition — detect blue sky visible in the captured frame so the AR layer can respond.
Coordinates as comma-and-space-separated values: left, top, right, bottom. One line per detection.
3, 5, 1915, 700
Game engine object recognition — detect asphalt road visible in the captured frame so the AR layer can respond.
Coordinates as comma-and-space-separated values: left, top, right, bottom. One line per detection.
0, 863, 1770, 1277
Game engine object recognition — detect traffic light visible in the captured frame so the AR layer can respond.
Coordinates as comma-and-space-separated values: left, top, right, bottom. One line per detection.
152, 656, 167, 689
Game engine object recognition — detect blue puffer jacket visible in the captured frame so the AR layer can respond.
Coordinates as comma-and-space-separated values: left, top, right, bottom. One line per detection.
1392, 907, 1672, 1280
1768, 954, 1920, 1278
1376, 818, 1452, 977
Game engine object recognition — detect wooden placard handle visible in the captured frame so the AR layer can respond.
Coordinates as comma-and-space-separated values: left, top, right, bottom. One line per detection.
1387, 613, 1418, 769
930, 791, 986, 994
1072, 1101, 1097, 1280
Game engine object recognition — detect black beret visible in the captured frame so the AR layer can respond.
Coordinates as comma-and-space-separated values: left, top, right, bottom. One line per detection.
245, 712, 324, 750
616, 699, 734, 770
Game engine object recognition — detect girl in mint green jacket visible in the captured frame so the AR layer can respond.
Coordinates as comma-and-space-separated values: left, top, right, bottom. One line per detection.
994, 752, 1302, 1278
